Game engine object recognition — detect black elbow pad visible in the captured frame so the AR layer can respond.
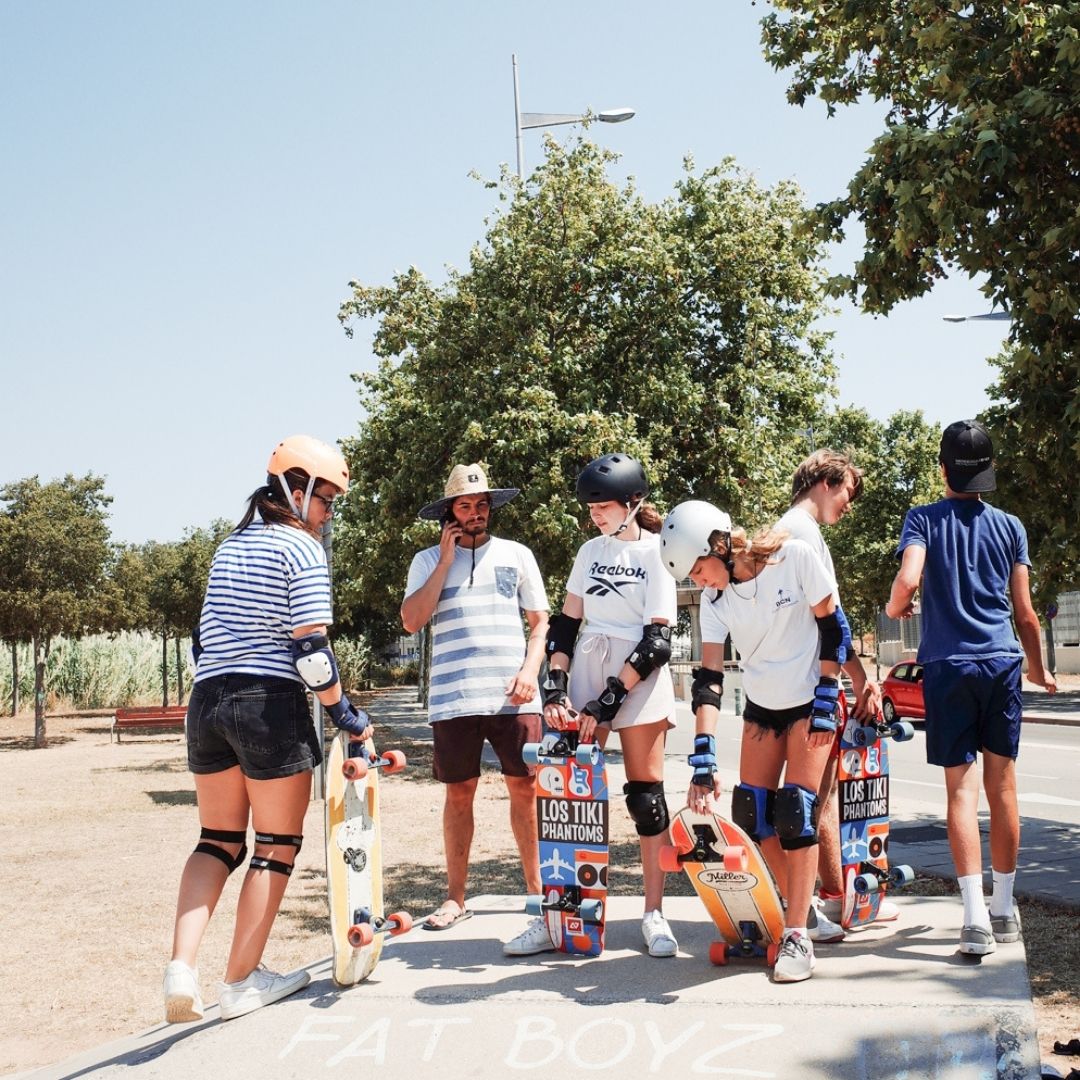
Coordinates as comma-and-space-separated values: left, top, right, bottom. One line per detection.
627, 624, 672, 680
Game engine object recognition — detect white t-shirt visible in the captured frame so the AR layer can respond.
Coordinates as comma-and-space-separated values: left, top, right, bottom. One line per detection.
699, 538, 833, 710
405, 536, 549, 723
567, 532, 677, 641
776, 505, 838, 602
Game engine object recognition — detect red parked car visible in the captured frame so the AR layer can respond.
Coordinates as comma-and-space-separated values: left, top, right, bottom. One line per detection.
881, 661, 925, 723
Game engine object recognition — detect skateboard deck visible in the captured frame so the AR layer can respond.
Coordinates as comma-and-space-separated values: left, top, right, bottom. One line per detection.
325, 729, 410, 986
523, 729, 609, 956
663, 808, 786, 965
837, 706, 915, 929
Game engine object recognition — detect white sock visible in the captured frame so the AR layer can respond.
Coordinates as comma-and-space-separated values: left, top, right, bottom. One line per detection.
958, 874, 990, 928
990, 870, 1016, 918
785, 926, 808, 940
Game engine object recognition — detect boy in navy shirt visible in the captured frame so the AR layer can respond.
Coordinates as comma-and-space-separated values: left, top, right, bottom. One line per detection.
886, 420, 1055, 955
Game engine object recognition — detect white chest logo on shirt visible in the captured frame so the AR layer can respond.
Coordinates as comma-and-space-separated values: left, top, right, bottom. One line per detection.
774, 588, 796, 610
586, 561, 646, 597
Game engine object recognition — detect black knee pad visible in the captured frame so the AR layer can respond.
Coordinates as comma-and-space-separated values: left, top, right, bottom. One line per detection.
623, 780, 670, 837
249, 831, 304, 877
774, 783, 820, 850
731, 783, 776, 843
194, 828, 248, 874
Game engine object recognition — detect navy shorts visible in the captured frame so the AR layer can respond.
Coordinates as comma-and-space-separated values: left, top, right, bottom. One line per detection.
922, 655, 1023, 767
431, 713, 542, 783
187, 674, 322, 780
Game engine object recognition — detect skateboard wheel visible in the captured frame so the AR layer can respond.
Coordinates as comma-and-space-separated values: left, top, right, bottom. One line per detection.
522, 743, 541, 766
658, 844, 682, 873
890, 864, 914, 887
766, 942, 780, 966
348, 922, 375, 948
723, 845, 748, 872
525, 894, 544, 916
575, 743, 598, 767
852, 725, 874, 747
580, 899, 604, 923
388, 910, 413, 935
381, 749, 407, 773
854, 873, 880, 895
892, 722, 915, 742
709, 941, 729, 966
342, 757, 369, 781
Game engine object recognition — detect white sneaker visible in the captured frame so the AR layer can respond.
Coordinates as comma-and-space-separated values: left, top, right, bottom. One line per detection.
503, 917, 556, 956
807, 900, 845, 943
819, 894, 843, 923
819, 895, 899, 924
773, 931, 815, 983
163, 960, 203, 1023
218, 965, 310, 1020
876, 898, 900, 922
641, 910, 678, 957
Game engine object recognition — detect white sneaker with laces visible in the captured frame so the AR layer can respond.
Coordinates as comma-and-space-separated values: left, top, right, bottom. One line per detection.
218, 965, 310, 1020
641, 910, 678, 957
807, 899, 845, 943
503, 917, 556, 956
819, 895, 899, 924
773, 931, 815, 983
163, 960, 203, 1023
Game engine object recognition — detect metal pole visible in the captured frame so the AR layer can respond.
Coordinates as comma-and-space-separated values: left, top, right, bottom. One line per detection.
512, 53, 524, 179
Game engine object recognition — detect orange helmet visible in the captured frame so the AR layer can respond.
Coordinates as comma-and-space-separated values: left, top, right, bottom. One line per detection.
267, 435, 349, 493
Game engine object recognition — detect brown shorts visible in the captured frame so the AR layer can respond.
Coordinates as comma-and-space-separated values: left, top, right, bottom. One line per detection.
431, 713, 542, 783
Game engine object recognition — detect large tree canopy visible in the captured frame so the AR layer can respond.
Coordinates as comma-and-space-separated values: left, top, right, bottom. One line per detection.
337, 140, 839, 623
762, 0, 1080, 597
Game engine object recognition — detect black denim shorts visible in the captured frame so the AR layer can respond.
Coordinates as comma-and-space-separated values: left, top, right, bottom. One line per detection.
743, 697, 813, 739
187, 674, 322, 780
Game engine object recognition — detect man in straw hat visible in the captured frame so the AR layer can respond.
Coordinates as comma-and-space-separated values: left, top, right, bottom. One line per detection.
402, 463, 549, 932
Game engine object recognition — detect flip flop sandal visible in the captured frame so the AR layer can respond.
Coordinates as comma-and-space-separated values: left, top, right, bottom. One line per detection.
422, 903, 474, 931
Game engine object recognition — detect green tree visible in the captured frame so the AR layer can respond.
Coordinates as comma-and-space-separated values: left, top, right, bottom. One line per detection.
0, 475, 115, 747
761, 0, 1080, 594
337, 139, 838, 623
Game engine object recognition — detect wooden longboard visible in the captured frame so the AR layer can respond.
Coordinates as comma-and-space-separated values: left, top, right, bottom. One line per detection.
664, 808, 785, 966
837, 708, 914, 929
325, 730, 410, 985
524, 734, 609, 957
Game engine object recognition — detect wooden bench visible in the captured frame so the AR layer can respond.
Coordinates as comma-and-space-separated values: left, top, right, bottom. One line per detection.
111, 705, 188, 743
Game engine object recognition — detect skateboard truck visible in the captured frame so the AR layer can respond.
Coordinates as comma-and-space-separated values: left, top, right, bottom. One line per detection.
659, 825, 748, 874
523, 715, 601, 767
525, 886, 604, 924
851, 719, 916, 747
342, 744, 408, 781
852, 861, 915, 895
346, 906, 414, 949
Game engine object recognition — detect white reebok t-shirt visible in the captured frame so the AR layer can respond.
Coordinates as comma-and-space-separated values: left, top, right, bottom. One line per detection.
699, 538, 833, 710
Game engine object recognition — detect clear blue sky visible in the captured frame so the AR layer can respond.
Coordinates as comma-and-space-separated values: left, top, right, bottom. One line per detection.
1, 2, 1009, 544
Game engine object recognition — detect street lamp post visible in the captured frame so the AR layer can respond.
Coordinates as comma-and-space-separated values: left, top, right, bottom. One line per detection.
512, 54, 634, 179
942, 311, 1011, 323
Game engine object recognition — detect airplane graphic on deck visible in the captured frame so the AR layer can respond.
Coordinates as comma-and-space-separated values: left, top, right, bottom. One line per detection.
540, 848, 575, 881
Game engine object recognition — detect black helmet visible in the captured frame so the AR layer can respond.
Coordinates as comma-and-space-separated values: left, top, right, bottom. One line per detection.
576, 454, 649, 506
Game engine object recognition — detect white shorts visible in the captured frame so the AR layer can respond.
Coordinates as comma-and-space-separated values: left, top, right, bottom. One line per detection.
569, 632, 676, 731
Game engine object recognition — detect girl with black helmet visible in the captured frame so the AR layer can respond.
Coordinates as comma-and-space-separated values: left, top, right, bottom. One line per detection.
163, 435, 372, 1023
508, 453, 680, 959
659, 499, 845, 984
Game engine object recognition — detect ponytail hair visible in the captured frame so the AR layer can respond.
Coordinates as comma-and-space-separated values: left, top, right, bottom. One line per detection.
637, 501, 663, 534
709, 524, 788, 565
235, 468, 317, 536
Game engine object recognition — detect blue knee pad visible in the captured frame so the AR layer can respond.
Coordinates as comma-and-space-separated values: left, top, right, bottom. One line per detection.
774, 783, 820, 850
731, 782, 776, 843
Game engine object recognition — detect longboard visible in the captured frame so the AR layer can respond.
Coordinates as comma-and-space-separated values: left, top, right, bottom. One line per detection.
522, 727, 609, 956
325, 729, 411, 985
661, 808, 785, 966
837, 708, 915, 928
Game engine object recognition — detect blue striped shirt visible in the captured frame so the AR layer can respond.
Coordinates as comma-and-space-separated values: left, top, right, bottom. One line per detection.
195, 520, 333, 683
405, 537, 548, 723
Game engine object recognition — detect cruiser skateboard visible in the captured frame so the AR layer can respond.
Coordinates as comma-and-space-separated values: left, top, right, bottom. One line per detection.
836, 705, 915, 928
661, 808, 785, 965
522, 719, 609, 956
325, 728, 411, 985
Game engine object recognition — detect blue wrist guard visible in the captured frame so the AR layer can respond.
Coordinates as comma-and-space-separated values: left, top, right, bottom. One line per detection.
810, 677, 841, 733
327, 693, 370, 737
688, 733, 718, 788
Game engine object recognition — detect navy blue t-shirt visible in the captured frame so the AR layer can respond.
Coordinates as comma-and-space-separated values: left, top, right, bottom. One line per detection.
897, 498, 1029, 664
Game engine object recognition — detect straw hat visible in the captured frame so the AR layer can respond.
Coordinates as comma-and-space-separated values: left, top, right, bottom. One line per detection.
417, 463, 520, 521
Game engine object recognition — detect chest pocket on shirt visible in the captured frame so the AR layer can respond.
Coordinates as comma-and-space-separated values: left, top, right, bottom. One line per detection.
495, 566, 519, 598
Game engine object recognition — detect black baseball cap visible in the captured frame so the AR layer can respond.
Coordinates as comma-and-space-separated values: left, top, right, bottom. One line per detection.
940, 419, 995, 493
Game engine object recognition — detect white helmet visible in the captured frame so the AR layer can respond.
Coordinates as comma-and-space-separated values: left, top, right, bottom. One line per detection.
660, 500, 733, 580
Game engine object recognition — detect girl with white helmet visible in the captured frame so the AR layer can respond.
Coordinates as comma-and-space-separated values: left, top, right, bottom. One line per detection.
164, 435, 370, 1022
507, 454, 680, 959
660, 500, 845, 983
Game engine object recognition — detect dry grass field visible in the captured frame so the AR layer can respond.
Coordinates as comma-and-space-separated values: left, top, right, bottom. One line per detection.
1, 689, 1076, 1075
